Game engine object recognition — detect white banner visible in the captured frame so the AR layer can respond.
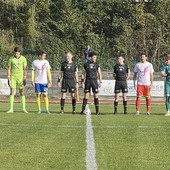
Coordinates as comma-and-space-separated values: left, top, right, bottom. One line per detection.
98, 80, 164, 97
0, 79, 10, 95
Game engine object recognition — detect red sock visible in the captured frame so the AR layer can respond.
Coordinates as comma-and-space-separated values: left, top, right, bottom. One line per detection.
136, 97, 140, 111
146, 98, 151, 112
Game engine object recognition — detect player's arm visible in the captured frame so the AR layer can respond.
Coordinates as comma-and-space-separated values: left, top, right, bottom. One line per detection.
133, 72, 137, 89
22, 58, 27, 86
160, 66, 168, 77
47, 69, 52, 87
75, 68, 79, 87
113, 66, 116, 79
150, 72, 154, 86
126, 68, 131, 80
23, 66, 27, 80
7, 65, 11, 86
23, 58, 27, 80
31, 69, 35, 87
7, 67, 10, 80
57, 71, 63, 87
81, 69, 86, 88
97, 67, 102, 84
160, 71, 167, 77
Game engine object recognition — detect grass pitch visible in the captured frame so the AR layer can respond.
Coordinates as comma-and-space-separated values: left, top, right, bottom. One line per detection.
0, 102, 170, 170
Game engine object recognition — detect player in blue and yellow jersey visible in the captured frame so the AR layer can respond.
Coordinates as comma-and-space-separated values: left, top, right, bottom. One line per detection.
31, 50, 52, 114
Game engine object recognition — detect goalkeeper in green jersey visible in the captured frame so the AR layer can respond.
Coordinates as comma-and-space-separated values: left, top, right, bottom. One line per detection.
7, 47, 28, 113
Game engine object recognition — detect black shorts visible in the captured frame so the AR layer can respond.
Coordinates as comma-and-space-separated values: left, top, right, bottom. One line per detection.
84, 79, 99, 93
61, 79, 75, 93
114, 80, 128, 93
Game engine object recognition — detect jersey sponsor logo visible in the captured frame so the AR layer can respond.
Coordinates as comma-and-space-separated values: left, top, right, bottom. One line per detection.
38, 63, 46, 73
90, 63, 94, 69
118, 66, 124, 71
140, 66, 148, 76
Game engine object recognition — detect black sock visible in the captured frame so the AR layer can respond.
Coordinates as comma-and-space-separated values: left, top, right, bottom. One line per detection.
72, 98, 76, 111
94, 98, 99, 113
114, 101, 118, 112
123, 100, 127, 111
60, 98, 65, 111
82, 98, 88, 112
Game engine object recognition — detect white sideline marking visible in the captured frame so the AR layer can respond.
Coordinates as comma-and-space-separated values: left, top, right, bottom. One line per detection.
86, 114, 98, 170
0, 123, 84, 128
0, 123, 169, 129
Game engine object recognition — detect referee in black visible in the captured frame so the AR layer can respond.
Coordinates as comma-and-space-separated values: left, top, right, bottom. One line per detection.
113, 55, 130, 114
57, 52, 79, 114
80, 52, 102, 115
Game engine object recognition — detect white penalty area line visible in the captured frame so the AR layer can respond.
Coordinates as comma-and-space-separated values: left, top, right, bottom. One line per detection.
86, 114, 98, 170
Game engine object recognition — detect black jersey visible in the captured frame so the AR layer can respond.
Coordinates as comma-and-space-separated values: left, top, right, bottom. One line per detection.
61, 61, 77, 79
113, 64, 130, 81
84, 61, 99, 79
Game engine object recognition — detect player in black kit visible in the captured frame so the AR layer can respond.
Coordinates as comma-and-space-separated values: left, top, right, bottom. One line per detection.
80, 52, 102, 115
113, 55, 130, 114
57, 52, 79, 114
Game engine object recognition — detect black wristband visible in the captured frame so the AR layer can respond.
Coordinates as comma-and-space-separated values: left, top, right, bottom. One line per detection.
57, 78, 60, 82
81, 78, 84, 83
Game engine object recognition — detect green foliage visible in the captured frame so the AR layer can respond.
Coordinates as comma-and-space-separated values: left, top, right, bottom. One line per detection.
1, 0, 170, 70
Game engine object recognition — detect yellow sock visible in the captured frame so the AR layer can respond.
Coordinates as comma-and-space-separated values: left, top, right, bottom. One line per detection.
37, 97, 41, 110
44, 97, 49, 110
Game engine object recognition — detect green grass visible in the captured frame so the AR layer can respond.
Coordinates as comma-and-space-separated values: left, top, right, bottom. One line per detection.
0, 102, 170, 170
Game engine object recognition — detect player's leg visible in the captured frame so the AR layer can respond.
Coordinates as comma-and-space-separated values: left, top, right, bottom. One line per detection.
165, 83, 170, 116
7, 87, 15, 113
144, 85, 151, 115
93, 92, 100, 115
68, 79, 76, 114
34, 83, 42, 113
122, 93, 127, 114
114, 81, 120, 114
40, 83, 50, 114
114, 93, 119, 114
92, 80, 100, 115
71, 93, 76, 114
80, 80, 90, 114
122, 81, 128, 114
60, 79, 67, 113
7, 76, 16, 113
16, 77, 28, 113
42, 93, 50, 114
136, 85, 143, 115
80, 92, 90, 114
36, 93, 41, 113
60, 93, 66, 113
19, 88, 28, 113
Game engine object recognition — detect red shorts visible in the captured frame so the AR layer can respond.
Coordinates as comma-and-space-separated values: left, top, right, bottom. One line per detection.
137, 85, 151, 97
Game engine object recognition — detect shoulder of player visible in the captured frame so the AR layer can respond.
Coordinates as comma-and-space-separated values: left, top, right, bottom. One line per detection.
8, 56, 14, 60
61, 61, 66, 66
20, 55, 27, 59
95, 62, 100, 66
